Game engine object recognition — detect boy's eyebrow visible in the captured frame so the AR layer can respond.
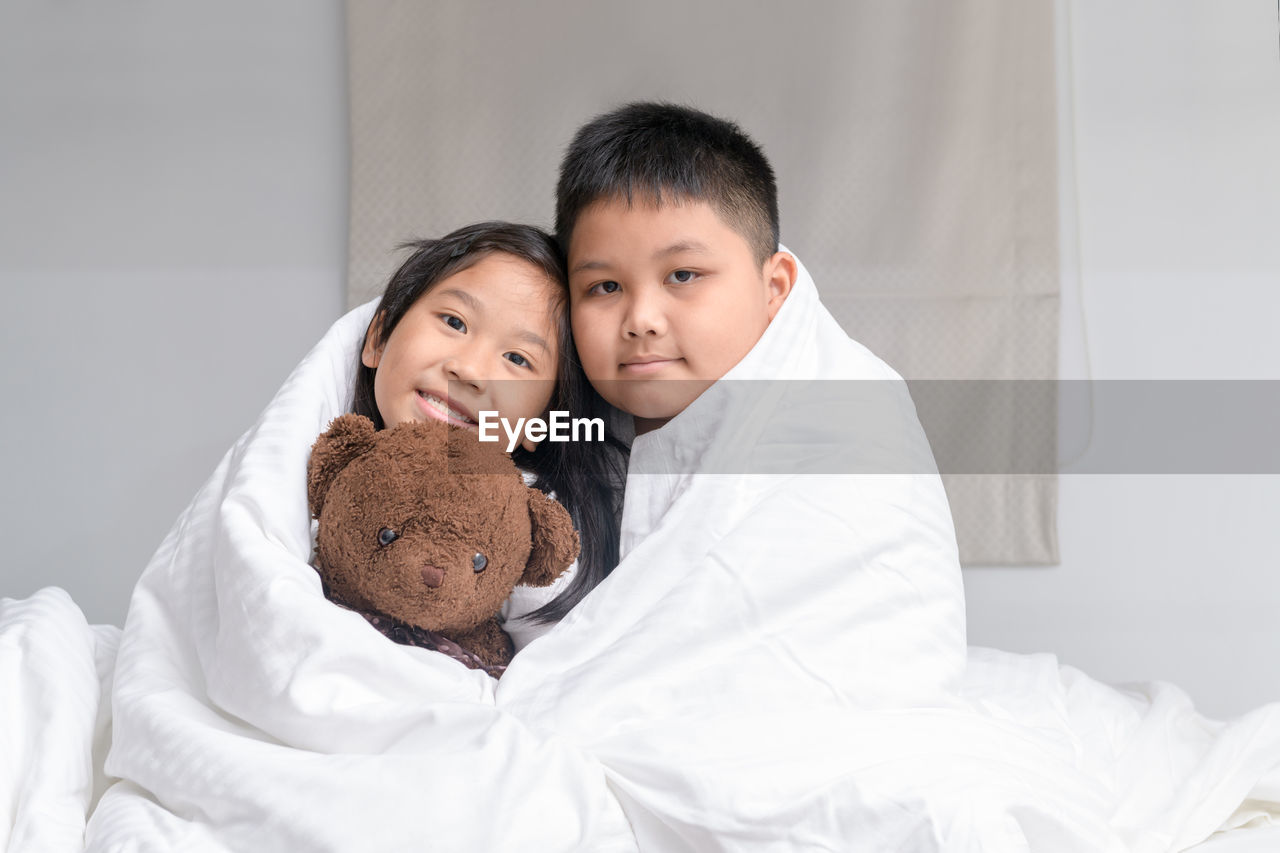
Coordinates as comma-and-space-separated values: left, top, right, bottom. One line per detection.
654, 240, 710, 259
570, 241, 711, 276
570, 259, 611, 275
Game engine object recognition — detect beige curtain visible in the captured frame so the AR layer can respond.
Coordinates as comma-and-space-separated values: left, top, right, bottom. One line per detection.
345, 0, 1060, 565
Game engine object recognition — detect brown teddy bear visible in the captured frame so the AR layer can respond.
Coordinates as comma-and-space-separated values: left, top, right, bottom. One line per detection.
306, 413, 579, 677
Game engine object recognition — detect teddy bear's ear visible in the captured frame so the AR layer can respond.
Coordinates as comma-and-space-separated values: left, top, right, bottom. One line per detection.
522, 489, 581, 587
307, 414, 378, 518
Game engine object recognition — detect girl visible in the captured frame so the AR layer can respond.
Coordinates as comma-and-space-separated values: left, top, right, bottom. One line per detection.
349, 221, 626, 645
90, 222, 640, 850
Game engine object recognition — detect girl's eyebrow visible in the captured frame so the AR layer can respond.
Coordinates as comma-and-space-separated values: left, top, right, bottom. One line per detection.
438, 286, 549, 354
437, 288, 482, 313
514, 328, 551, 355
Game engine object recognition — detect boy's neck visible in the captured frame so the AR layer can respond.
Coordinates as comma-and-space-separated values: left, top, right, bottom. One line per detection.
633, 415, 670, 436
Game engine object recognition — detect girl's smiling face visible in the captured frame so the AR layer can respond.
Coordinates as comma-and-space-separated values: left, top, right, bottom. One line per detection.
362, 252, 560, 446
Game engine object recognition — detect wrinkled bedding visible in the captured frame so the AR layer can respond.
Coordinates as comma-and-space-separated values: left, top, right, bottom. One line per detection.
1, 589, 116, 853
4, 253, 1279, 852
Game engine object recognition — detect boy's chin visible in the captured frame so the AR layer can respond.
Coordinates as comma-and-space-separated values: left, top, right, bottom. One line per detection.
598, 380, 712, 430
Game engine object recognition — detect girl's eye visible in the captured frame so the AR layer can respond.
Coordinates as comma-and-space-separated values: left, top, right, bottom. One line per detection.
377, 527, 398, 547
589, 280, 620, 295
668, 269, 696, 284
504, 352, 530, 368
442, 314, 467, 333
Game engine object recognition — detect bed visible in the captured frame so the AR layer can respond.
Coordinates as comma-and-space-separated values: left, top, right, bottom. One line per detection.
5, 264, 1279, 851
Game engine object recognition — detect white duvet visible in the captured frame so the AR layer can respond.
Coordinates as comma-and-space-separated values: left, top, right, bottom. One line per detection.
5, 254, 1280, 852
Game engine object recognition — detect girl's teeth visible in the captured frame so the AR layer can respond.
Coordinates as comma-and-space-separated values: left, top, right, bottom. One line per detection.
420, 393, 474, 423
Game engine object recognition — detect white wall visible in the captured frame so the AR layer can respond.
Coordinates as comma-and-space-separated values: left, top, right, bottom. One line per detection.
0, 1, 347, 624
965, 0, 1280, 718
1, 1, 1276, 719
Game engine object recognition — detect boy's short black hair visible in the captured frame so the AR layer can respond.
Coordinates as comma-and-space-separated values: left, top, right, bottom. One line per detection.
555, 102, 780, 265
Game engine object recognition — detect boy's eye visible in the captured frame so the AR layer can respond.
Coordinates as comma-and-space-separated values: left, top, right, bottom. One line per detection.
667, 270, 697, 284
589, 280, 620, 295
504, 352, 530, 368
442, 314, 467, 333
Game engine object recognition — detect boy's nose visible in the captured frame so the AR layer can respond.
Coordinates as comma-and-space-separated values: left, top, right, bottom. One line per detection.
621, 291, 667, 338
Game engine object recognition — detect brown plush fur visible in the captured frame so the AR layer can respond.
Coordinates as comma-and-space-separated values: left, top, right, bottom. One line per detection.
307, 414, 579, 672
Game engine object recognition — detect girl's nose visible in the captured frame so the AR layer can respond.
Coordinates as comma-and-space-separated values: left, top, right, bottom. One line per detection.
443, 349, 486, 392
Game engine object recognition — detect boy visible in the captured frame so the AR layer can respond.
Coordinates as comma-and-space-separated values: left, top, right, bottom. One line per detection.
555, 102, 799, 435
537, 101, 975, 848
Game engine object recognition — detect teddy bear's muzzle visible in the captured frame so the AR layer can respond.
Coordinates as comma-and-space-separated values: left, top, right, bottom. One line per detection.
420, 565, 445, 588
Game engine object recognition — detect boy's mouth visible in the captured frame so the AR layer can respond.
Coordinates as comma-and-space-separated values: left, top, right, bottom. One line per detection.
620, 355, 682, 375
415, 391, 478, 428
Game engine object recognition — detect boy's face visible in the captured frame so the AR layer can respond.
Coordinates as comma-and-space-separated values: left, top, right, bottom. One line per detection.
568, 199, 794, 433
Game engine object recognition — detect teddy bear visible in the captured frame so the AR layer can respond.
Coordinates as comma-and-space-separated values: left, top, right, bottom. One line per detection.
306, 413, 579, 676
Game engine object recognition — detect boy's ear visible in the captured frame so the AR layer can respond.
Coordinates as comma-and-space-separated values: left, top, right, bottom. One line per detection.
361, 312, 385, 368
763, 251, 798, 322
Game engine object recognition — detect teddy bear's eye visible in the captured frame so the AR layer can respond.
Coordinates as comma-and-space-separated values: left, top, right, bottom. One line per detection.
377, 527, 399, 547
472, 553, 487, 572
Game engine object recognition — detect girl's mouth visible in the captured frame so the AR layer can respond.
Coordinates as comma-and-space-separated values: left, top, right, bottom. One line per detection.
416, 391, 478, 428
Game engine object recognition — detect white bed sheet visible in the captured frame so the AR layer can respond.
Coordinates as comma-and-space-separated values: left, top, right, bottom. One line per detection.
1187, 825, 1280, 852
4, 252, 1279, 852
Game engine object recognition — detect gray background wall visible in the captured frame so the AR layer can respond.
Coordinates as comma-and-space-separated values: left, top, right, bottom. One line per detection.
1, 0, 1277, 719
0, 0, 347, 624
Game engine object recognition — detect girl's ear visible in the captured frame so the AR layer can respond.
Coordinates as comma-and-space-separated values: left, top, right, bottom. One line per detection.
307, 414, 378, 518
521, 489, 580, 587
763, 251, 798, 321
361, 312, 385, 368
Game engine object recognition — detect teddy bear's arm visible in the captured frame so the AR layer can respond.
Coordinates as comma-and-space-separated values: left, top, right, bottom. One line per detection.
454, 617, 516, 673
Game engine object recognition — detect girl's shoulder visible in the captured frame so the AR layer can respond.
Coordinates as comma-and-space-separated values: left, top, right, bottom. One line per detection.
499, 557, 577, 652
503, 467, 577, 651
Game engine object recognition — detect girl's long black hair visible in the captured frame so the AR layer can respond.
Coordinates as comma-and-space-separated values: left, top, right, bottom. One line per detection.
351, 221, 628, 623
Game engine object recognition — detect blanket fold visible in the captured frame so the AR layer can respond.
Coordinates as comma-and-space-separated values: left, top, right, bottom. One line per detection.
86, 303, 635, 852
76, 254, 1280, 852
1, 587, 117, 853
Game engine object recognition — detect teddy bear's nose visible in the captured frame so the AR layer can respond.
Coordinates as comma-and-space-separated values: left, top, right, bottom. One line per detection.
420, 565, 445, 588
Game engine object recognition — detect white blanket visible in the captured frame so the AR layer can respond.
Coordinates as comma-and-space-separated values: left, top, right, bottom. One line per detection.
8, 253, 1277, 851
1, 588, 116, 853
